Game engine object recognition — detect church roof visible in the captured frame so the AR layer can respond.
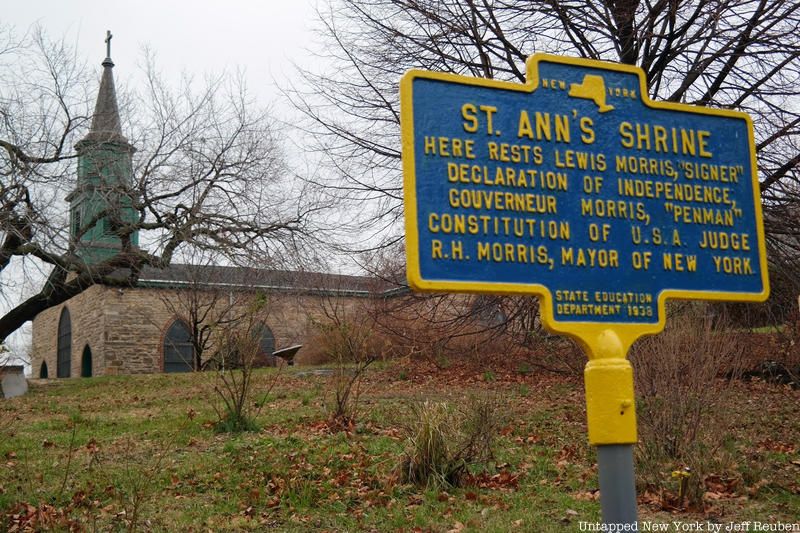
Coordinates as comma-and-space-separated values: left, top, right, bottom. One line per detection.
137, 264, 406, 297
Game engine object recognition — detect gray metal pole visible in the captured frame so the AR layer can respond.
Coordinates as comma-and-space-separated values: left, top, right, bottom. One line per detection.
597, 444, 638, 525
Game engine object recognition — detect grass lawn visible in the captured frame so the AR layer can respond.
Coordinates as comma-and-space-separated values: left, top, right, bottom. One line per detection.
1, 360, 798, 531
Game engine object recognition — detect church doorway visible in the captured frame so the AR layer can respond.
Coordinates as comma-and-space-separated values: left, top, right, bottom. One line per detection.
81, 345, 93, 377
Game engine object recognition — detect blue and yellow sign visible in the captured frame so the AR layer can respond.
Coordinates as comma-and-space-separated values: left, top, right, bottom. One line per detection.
401, 54, 769, 347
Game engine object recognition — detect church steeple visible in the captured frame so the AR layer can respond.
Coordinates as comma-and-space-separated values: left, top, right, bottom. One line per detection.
68, 31, 138, 265
82, 31, 128, 146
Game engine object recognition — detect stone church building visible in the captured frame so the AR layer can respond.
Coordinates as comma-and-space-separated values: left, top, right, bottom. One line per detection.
30, 43, 393, 378
31, 265, 387, 378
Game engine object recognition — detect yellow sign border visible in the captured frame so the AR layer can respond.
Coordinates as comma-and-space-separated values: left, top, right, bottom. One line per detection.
401, 53, 769, 353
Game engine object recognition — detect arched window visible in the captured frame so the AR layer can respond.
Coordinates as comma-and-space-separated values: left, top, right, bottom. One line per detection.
81, 345, 93, 377
252, 323, 276, 367
57, 307, 72, 378
39, 362, 49, 379
255, 323, 275, 357
163, 319, 194, 373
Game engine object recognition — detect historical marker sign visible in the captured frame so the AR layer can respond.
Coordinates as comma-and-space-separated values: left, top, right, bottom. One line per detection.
401, 54, 769, 337
401, 54, 770, 524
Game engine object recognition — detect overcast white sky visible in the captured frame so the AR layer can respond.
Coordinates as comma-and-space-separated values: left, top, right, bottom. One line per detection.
5, 0, 321, 113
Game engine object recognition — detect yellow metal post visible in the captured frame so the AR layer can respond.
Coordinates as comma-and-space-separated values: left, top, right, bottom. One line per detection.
582, 328, 638, 524
583, 329, 637, 445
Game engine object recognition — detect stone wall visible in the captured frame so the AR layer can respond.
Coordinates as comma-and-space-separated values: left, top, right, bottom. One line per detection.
31, 285, 107, 378
31, 284, 369, 376
101, 285, 173, 374
98, 286, 329, 374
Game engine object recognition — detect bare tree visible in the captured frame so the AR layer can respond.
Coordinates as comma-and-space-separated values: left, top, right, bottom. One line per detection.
0, 26, 316, 341
290, 0, 800, 318
154, 252, 250, 371
210, 299, 280, 433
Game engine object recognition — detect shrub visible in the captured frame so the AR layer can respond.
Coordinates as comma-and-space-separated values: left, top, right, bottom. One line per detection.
310, 299, 381, 431
318, 318, 376, 431
629, 307, 746, 508
210, 311, 280, 433
398, 395, 504, 488
293, 333, 335, 366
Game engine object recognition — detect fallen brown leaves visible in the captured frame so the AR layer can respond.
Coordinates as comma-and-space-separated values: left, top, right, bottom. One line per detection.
6, 502, 79, 533
463, 470, 520, 490
756, 438, 797, 454
4, 491, 117, 533
639, 473, 746, 513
